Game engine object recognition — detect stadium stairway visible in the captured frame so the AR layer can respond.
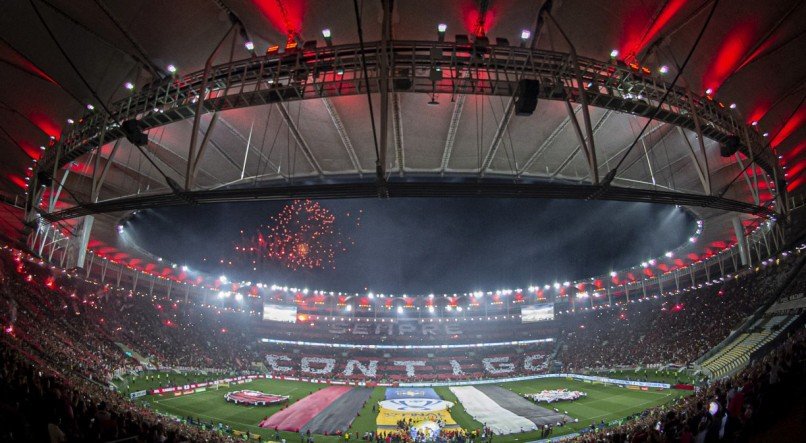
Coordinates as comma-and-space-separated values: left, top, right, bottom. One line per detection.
695, 256, 806, 366
699, 315, 798, 379
115, 342, 153, 367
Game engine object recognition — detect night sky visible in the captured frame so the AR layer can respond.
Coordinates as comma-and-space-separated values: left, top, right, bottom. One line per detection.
126, 198, 694, 294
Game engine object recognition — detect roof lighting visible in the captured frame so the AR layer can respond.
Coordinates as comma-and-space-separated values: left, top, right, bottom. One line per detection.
437, 23, 447, 33
705, 88, 713, 95
658, 65, 669, 74
124, 81, 134, 90
244, 41, 255, 51
66, 118, 74, 124
167, 64, 177, 74
86, 104, 94, 110
729, 103, 737, 109
520, 29, 531, 40
322, 28, 332, 38
610, 49, 619, 58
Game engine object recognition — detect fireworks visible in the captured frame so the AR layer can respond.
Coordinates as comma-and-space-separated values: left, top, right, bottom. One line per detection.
236, 200, 357, 271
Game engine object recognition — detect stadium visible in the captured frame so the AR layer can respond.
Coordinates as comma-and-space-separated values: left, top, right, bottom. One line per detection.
0, 0, 804, 442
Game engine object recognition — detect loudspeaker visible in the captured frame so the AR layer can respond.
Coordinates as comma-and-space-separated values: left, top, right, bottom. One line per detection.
122, 119, 149, 146
720, 135, 741, 157
515, 79, 540, 116
36, 170, 52, 187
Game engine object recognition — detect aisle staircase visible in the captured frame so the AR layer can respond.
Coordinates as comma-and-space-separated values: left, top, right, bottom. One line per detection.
700, 315, 798, 379
115, 342, 153, 367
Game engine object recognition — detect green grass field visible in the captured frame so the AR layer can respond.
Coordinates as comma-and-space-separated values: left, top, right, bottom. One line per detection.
115, 370, 226, 393
137, 377, 689, 442
581, 368, 699, 385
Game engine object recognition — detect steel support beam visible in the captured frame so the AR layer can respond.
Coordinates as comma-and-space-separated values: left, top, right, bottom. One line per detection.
186, 24, 238, 190
552, 109, 612, 178
684, 88, 711, 194
519, 105, 581, 175
91, 139, 121, 202
276, 103, 323, 176
391, 92, 405, 175
676, 127, 710, 194
188, 111, 220, 188
322, 98, 362, 174
440, 94, 466, 173
42, 179, 775, 222
544, 12, 598, 183
480, 97, 516, 176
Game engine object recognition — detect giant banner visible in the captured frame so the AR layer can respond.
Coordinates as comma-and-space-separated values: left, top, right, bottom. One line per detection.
264, 352, 550, 379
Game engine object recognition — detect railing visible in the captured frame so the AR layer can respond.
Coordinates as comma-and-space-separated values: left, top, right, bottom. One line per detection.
38, 40, 781, 192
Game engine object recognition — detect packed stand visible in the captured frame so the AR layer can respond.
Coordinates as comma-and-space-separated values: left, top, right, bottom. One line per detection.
557, 256, 803, 371
569, 325, 806, 442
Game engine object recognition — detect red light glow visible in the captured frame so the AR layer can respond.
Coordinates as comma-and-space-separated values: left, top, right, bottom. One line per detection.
702, 23, 757, 93
771, 105, 805, 148
619, 0, 687, 61
253, 0, 305, 36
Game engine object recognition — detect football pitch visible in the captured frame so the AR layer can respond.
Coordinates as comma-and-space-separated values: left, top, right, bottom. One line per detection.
139, 377, 689, 442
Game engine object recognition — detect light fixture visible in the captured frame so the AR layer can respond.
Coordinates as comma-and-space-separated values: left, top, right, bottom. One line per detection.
610, 271, 617, 277
167, 64, 177, 74
219, 275, 227, 284
124, 81, 134, 90
86, 104, 94, 110
181, 265, 188, 272
610, 49, 619, 58
437, 23, 447, 42
396, 306, 403, 314
521, 29, 531, 40
705, 88, 713, 95
658, 65, 669, 74
751, 121, 758, 126
322, 28, 332, 46
66, 118, 74, 124
763, 132, 769, 137
244, 41, 255, 51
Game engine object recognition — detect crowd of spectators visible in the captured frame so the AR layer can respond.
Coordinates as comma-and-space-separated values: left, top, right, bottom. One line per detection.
557, 256, 802, 371
570, 325, 805, 442
0, 244, 803, 441
0, 345, 238, 442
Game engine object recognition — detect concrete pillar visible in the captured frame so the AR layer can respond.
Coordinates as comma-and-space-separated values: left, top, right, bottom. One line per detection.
732, 217, 749, 267
66, 216, 93, 269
